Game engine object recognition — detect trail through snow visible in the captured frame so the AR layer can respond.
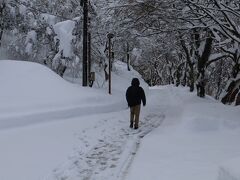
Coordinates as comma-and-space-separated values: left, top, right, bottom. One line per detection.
45, 89, 165, 180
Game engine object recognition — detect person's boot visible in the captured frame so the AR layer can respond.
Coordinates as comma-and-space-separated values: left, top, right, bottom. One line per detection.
134, 126, 138, 129
130, 122, 133, 128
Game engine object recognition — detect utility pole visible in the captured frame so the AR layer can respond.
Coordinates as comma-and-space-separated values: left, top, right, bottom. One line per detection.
107, 33, 114, 94
82, 0, 88, 86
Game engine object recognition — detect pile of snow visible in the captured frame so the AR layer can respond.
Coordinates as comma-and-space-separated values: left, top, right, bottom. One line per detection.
0, 60, 115, 112
0, 60, 147, 130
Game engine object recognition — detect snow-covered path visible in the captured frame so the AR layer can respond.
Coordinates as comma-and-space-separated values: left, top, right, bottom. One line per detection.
47, 89, 165, 180
0, 86, 165, 180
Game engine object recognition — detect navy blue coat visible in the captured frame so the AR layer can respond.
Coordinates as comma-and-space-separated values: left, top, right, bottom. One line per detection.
126, 78, 146, 107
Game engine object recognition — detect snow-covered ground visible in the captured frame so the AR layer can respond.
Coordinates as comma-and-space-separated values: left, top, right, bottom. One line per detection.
126, 86, 240, 180
0, 60, 239, 180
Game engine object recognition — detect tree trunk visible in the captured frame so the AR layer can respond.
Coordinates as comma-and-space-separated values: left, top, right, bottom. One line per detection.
236, 92, 240, 106
189, 63, 195, 92
180, 39, 195, 92
221, 49, 240, 105
221, 67, 240, 106
196, 36, 213, 97
56, 63, 67, 77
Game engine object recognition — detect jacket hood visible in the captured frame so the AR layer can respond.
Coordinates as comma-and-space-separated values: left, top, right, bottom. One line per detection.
131, 78, 140, 87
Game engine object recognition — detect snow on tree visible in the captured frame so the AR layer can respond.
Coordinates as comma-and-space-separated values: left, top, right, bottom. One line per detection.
182, 0, 240, 103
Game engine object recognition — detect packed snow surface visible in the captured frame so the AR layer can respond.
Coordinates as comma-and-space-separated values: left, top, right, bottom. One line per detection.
0, 60, 239, 180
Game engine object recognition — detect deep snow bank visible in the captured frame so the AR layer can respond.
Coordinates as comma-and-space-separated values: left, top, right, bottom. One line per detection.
0, 60, 147, 112
0, 60, 115, 113
0, 60, 128, 128
0, 60, 147, 129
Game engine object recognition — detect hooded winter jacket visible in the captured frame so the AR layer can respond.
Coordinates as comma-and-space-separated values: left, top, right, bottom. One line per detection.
126, 78, 146, 107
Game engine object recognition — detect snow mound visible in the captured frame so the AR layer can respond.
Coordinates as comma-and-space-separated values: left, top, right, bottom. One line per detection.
112, 61, 148, 93
0, 60, 121, 115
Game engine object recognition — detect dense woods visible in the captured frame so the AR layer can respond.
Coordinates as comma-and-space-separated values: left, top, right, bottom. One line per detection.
0, 0, 239, 105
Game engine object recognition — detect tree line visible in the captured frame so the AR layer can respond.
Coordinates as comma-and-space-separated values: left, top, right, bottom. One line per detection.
112, 0, 240, 106
0, 0, 239, 105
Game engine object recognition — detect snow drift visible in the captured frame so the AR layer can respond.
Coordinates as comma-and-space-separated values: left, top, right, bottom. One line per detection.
0, 60, 148, 129
0, 60, 126, 129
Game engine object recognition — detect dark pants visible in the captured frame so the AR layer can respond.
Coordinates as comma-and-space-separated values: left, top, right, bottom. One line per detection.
130, 105, 141, 128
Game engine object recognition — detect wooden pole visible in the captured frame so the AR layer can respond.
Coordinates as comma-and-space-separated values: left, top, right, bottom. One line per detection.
82, 0, 88, 86
107, 33, 114, 94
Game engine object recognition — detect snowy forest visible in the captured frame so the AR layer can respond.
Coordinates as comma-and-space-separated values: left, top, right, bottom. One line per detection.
0, 0, 240, 106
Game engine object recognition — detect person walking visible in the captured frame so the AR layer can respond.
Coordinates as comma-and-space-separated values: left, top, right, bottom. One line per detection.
126, 78, 146, 129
